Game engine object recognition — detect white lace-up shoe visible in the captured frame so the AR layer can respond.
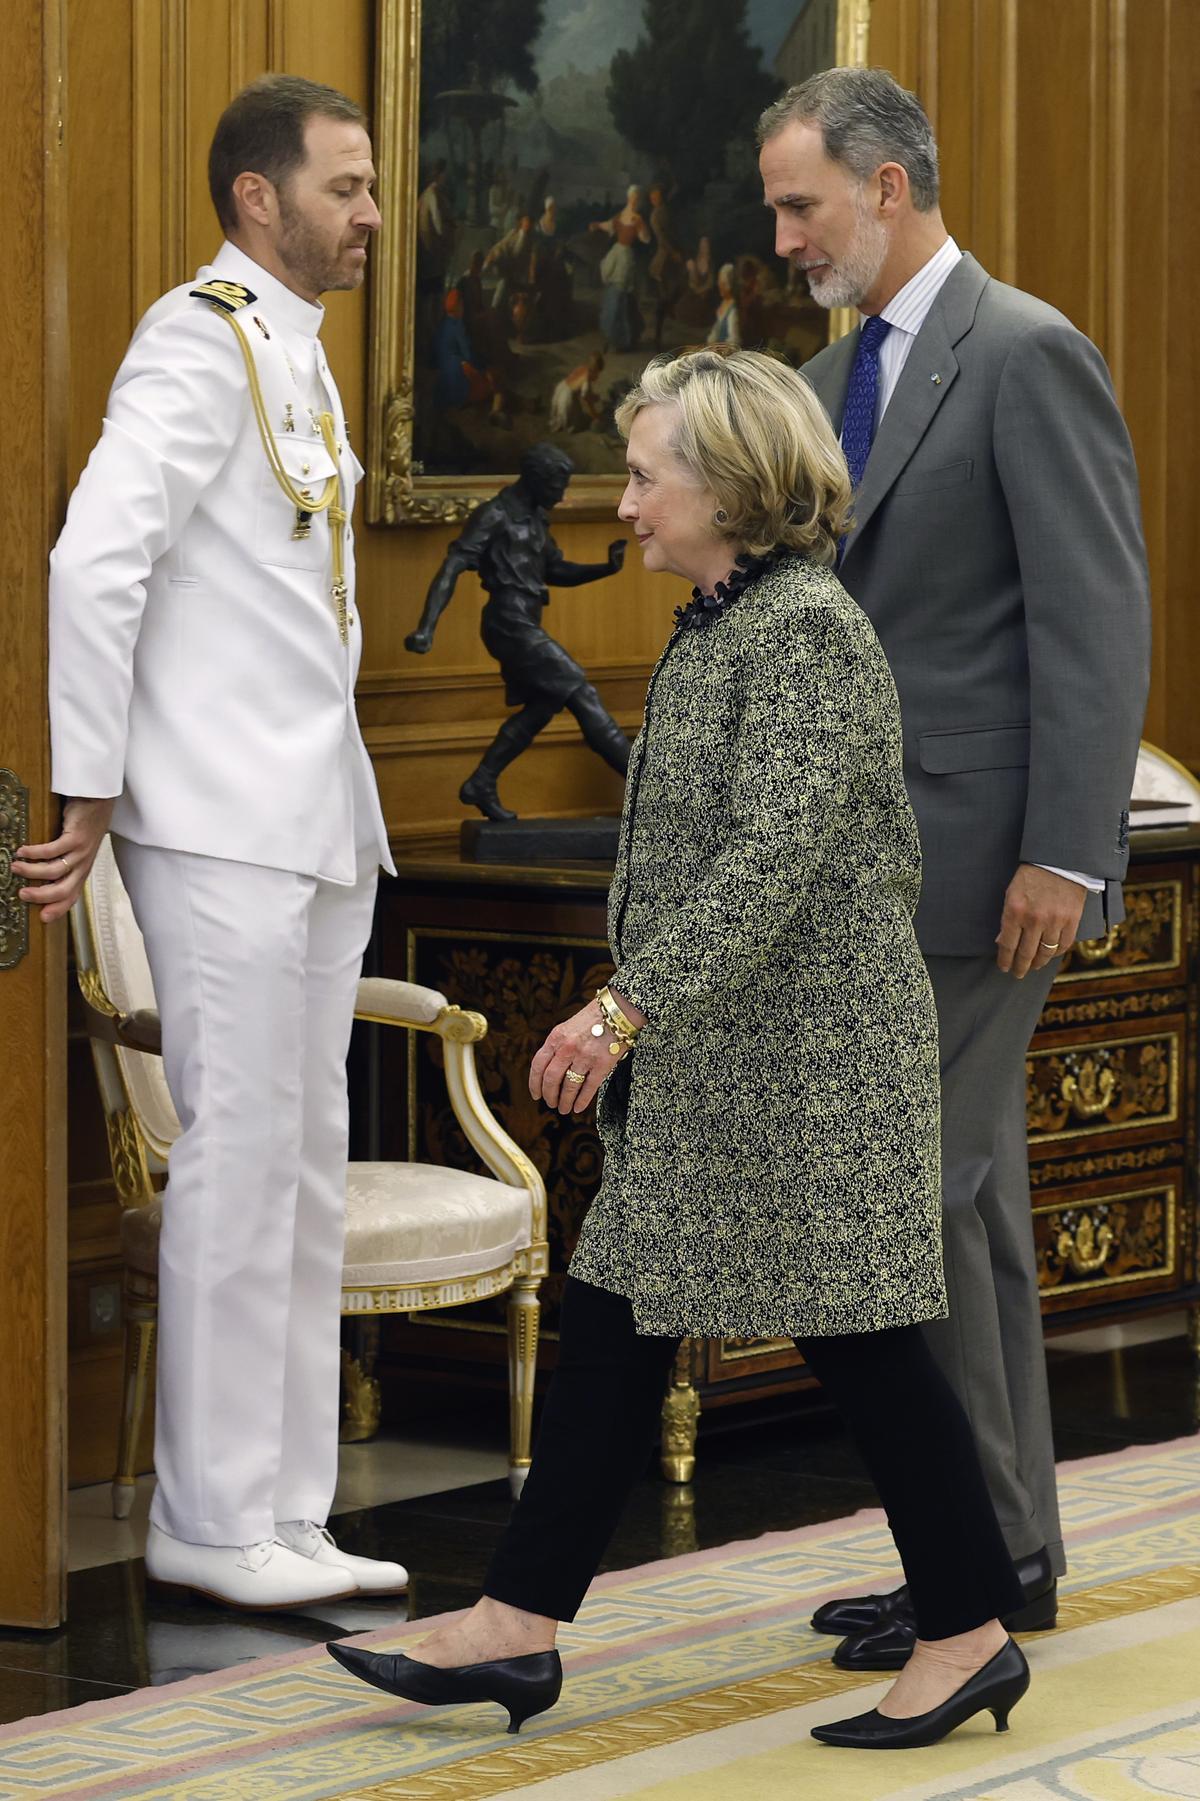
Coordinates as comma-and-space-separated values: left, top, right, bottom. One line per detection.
145, 1522, 357, 1609
275, 1519, 409, 1595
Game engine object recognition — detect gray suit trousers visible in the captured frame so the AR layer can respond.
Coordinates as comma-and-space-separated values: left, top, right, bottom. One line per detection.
923, 954, 1065, 1576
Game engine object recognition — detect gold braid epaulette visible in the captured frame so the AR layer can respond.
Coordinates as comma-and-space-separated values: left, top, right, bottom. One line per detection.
195, 293, 350, 644
189, 279, 256, 312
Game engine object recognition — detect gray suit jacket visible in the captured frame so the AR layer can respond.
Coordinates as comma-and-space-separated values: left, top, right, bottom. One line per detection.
804, 253, 1151, 955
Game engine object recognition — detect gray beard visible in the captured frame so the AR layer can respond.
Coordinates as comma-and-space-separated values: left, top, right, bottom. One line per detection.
803, 207, 889, 311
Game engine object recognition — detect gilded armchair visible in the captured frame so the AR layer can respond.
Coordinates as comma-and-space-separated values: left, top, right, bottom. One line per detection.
71, 837, 548, 1518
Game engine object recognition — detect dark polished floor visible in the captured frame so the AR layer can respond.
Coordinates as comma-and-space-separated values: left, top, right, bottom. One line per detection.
1, 1330, 1195, 1726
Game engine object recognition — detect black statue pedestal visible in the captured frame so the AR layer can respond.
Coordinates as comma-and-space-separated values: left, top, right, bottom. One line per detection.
460, 816, 621, 864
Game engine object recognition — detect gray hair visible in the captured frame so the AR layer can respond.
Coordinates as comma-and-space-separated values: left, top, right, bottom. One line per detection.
757, 67, 939, 213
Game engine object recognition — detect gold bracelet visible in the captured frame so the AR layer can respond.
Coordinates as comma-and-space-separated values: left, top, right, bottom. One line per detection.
596, 985, 641, 1056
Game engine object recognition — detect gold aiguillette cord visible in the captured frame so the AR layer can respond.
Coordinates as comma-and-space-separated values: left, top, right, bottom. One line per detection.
211, 307, 350, 644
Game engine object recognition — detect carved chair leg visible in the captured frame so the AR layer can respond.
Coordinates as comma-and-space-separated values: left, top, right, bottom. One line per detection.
339, 1317, 382, 1443
113, 1283, 157, 1520
507, 1275, 541, 1497
661, 1338, 701, 1484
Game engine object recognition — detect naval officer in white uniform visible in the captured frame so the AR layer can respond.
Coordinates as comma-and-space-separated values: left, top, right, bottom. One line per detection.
16, 74, 407, 1609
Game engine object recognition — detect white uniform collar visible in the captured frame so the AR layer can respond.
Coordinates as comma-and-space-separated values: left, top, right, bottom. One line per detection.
209, 240, 326, 340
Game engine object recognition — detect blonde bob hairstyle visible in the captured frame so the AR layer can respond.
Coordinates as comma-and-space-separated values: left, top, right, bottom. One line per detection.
615, 347, 853, 566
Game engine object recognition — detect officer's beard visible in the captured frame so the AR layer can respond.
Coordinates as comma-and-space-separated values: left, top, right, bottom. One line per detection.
275, 190, 364, 297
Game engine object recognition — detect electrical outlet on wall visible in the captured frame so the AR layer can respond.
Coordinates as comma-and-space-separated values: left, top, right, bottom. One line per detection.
87, 1281, 122, 1338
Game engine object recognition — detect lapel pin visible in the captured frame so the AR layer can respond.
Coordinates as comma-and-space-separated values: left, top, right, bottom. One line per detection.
930, 372, 943, 385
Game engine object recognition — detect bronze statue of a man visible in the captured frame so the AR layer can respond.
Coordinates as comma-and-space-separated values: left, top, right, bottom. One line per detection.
406, 444, 629, 820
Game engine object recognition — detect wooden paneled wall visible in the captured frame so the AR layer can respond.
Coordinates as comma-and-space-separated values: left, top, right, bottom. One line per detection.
60, 0, 1200, 1480
3, 0, 68, 1620
869, 0, 1200, 761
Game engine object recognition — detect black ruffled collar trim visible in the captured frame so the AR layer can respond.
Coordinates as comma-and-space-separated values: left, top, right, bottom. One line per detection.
673, 550, 782, 630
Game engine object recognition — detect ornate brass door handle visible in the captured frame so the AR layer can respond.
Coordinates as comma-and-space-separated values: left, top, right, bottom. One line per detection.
1056, 1208, 1116, 1276
1060, 1051, 1119, 1120
0, 769, 30, 970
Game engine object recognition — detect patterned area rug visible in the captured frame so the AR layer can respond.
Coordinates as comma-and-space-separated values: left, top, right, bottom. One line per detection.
1, 1437, 1197, 1801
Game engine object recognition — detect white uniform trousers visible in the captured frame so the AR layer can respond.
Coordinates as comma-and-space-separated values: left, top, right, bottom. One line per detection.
113, 837, 379, 1546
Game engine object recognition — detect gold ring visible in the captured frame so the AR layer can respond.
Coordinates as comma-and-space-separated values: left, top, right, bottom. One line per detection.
564, 1069, 585, 1085
1040, 939, 1061, 952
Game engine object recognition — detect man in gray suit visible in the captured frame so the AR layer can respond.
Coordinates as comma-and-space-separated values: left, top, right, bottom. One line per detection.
758, 68, 1150, 1668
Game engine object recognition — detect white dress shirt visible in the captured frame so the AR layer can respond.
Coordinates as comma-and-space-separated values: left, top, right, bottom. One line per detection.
855, 239, 1103, 901
874, 234, 964, 420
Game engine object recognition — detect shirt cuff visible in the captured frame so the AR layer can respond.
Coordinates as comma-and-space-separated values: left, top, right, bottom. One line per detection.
1035, 863, 1105, 894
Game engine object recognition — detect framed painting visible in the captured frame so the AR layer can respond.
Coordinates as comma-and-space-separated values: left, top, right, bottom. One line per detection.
367, 0, 871, 524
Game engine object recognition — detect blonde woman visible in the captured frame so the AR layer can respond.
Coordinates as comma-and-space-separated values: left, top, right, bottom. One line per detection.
329, 349, 1031, 1751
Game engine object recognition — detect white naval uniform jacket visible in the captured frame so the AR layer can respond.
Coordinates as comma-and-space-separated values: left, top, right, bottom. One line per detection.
49, 241, 394, 884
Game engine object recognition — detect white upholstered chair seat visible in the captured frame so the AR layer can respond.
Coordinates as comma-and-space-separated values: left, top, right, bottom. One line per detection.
343, 1163, 532, 1285
120, 1162, 533, 1287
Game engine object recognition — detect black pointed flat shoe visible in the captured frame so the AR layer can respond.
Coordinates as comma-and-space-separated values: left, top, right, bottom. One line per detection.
812, 1636, 1030, 1749
327, 1640, 562, 1734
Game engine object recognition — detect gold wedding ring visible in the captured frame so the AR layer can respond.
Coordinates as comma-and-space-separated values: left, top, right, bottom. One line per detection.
564, 1069, 586, 1085
1040, 938, 1061, 952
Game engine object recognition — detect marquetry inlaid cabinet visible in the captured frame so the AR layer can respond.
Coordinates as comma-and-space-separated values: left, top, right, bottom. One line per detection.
364, 831, 1200, 1461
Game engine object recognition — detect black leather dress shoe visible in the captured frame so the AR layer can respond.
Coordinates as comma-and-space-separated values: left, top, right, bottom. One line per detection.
831, 1548, 1058, 1672
812, 1545, 1056, 1640
811, 1583, 909, 1637
812, 1635, 1030, 1748
327, 1641, 562, 1734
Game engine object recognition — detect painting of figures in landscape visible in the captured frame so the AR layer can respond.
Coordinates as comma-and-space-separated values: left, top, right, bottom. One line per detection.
396, 0, 843, 496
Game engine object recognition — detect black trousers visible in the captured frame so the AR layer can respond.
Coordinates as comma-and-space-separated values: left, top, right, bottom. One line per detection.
483, 1277, 1025, 1641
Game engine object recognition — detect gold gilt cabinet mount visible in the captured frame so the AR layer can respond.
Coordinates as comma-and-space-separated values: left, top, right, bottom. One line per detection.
363, 833, 1200, 1476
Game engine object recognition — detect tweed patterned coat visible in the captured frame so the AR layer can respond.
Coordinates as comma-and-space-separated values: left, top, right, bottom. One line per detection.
569, 554, 947, 1338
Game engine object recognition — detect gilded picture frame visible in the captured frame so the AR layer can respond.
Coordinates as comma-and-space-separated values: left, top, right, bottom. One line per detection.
367, 0, 871, 526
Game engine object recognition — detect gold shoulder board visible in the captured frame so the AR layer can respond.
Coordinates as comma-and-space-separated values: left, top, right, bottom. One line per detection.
189, 279, 257, 313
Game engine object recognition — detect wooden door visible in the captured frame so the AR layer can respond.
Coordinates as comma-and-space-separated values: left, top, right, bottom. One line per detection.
0, 0, 68, 1627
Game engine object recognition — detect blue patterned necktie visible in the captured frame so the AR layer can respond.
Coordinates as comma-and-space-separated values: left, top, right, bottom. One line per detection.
841, 314, 892, 489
